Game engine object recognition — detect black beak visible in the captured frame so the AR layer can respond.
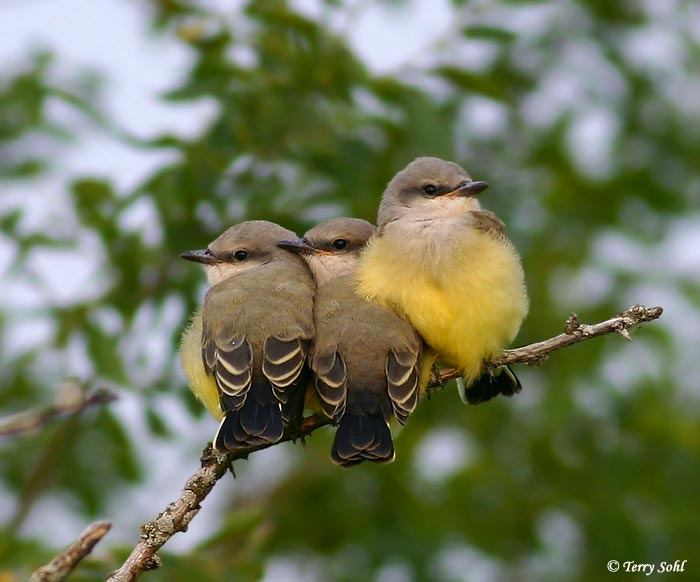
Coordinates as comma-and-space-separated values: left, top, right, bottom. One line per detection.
180, 249, 218, 264
277, 238, 316, 255
445, 180, 489, 198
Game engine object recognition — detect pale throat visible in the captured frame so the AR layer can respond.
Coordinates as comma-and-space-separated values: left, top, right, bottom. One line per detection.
304, 253, 356, 285
206, 262, 260, 286
382, 196, 482, 236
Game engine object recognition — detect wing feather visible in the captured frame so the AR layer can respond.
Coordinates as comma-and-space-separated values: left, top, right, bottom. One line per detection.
311, 348, 348, 422
386, 348, 421, 425
202, 335, 254, 411
263, 336, 309, 403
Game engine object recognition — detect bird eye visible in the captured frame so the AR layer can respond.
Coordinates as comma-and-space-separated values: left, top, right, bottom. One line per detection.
233, 250, 248, 261
423, 184, 438, 196
332, 239, 348, 250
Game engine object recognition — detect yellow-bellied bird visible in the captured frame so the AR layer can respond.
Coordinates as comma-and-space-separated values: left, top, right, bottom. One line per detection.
355, 157, 528, 404
279, 218, 423, 466
180, 221, 315, 451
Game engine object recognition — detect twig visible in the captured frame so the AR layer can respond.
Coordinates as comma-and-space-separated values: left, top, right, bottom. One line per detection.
435, 304, 664, 384
107, 304, 662, 581
30, 521, 111, 582
106, 415, 328, 582
0, 382, 116, 438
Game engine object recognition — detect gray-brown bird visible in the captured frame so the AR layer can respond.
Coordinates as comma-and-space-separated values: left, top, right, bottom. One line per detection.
279, 218, 423, 467
180, 220, 315, 451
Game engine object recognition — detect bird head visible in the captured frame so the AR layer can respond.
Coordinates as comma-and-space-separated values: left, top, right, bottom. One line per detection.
377, 157, 488, 227
278, 218, 376, 285
181, 221, 301, 286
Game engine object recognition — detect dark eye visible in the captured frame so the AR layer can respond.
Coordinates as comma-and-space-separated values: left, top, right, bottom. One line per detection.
332, 239, 348, 250
423, 184, 437, 196
233, 250, 248, 261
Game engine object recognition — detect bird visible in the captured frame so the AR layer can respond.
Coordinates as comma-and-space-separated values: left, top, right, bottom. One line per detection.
355, 157, 528, 404
279, 218, 423, 466
180, 220, 315, 451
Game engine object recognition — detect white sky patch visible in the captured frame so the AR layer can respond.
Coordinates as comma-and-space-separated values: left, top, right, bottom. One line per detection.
485, 2, 559, 39
599, 340, 664, 395
525, 510, 582, 579
654, 216, 700, 276
572, 380, 615, 422
25, 243, 107, 307
1, 317, 55, 365
300, 202, 349, 224
0, 1, 195, 135
623, 284, 700, 348
64, 332, 96, 379
118, 196, 164, 248
432, 543, 501, 582
263, 555, 324, 582
565, 106, 619, 179
345, 0, 451, 74
461, 97, 508, 139
0, 234, 17, 277
60, 133, 183, 194
119, 295, 186, 387
376, 561, 413, 582
520, 67, 580, 129
508, 368, 544, 415
90, 305, 124, 335
521, 36, 626, 134
446, 40, 500, 73
18, 493, 97, 552
413, 427, 477, 484
620, 23, 685, 76
592, 230, 644, 272
1, 181, 78, 238
550, 264, 615, 310
594, 214, 700, 280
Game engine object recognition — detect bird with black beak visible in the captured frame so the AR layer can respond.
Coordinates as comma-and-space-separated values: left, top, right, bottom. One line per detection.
180, 220, 315, 451
355, 157, 529, 404
279, 218, 424, 467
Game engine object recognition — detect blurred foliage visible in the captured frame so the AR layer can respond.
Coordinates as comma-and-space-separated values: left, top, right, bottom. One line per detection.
1, 0, 699, 580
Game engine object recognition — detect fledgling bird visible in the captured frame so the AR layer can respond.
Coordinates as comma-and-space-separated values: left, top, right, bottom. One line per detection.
180, 221, 315, 451
355, 157, 528, 404
279, 218, 423, 467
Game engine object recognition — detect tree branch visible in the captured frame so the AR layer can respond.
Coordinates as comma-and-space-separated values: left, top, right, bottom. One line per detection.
106, 304, 662, 581
105, 415, 328, 582
434, 304, 663, 384
30, 521, 111, 582
0, 382, 116, 439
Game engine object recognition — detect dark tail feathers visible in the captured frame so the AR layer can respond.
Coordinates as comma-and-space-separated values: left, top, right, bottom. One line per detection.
214, 380, 284, 451
331, 409, 395, 467
460, 365, 522, 405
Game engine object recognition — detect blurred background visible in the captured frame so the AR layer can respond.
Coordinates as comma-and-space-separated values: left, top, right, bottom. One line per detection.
1, 0, 698, 580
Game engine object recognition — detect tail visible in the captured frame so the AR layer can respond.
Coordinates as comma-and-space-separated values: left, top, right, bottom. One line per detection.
214, 379, 284, 451
331, 392, 395, 467
457, 365, 522, 405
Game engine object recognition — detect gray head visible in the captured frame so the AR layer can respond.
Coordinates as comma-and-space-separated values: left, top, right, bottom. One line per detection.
181, 220, 301, 286
377, 157, 488, 227
278, 218, 376, 285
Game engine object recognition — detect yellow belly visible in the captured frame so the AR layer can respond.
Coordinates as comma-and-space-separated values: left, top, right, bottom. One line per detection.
356, 230, 528, 384
180, 311, 223, 420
